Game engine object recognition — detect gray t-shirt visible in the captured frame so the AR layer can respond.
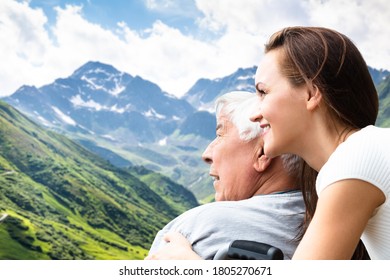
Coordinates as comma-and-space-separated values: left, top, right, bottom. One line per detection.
149, 191, 304, 259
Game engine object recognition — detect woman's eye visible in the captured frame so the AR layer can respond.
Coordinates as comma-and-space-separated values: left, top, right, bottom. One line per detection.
255, 83, 268, 97
258, 89, 267, 96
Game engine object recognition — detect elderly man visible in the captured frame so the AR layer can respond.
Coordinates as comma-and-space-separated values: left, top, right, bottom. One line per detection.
146, 91, 304, 260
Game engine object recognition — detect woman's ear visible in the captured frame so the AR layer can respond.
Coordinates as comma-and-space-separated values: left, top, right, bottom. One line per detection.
254, 152, 272, 172
306, 85, 322, 111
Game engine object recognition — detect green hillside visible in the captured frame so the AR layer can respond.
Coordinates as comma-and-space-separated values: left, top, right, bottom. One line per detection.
0, 101, 198, 259
377, 75, 390, 127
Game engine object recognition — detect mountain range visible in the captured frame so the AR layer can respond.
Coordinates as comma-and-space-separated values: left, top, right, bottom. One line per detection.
4, 61, 194, 144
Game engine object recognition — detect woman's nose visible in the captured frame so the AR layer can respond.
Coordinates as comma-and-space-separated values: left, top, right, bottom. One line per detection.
249, 96, 263, 123
250, 108, 263, 123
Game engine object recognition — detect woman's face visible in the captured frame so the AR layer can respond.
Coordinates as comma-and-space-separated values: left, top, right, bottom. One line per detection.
251, 49, 310, 158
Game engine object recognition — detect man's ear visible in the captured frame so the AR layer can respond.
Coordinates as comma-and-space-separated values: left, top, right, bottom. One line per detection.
254, 153, 272, 172
306, 85, 322, 111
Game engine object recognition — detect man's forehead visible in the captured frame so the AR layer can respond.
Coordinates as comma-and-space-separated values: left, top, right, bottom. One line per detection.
217, 113, 230, 125
216, 115, 232, 131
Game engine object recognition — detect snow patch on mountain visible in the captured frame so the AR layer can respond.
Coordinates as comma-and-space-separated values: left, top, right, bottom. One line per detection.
71, 95, 103, 110
109, 82, 125, 96
158, 137, 167, 146
70, 95, 127, 113
102, 134, 116, 141
110, 104, 126, 113
143, 108, 166, 119
81, 76, 104, 91
33, 112, 53, 127
80, 67, 126, 96
51, 106, 77, 126
237, 74, 255, 80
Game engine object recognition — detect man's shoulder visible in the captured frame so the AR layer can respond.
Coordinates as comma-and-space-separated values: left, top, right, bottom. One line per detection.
174, 198, 255, 221
182, 192, 303, 216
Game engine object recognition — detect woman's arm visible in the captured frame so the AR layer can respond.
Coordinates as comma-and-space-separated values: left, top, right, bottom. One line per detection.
145, 231, 203, 260
293, 179, 385, 259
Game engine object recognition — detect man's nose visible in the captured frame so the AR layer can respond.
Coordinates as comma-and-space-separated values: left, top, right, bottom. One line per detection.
202, 144, 213, 164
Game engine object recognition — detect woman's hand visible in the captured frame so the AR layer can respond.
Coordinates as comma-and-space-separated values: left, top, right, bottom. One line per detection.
145, 232, 203, 260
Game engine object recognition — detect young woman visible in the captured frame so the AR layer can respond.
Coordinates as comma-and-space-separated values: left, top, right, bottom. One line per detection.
250, 26, 389, 259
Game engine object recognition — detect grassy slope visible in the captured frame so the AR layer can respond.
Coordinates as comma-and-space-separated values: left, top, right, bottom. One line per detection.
0, 101, 198, 259
377, 76, 390, 127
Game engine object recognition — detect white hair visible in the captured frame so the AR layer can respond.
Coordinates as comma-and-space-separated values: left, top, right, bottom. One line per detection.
215, 91, 262, 142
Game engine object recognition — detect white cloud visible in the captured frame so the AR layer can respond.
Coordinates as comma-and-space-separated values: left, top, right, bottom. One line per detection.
145, 0, 199, 18
0, 0, 389, 99
0, 0, 50, 63
195, 0, 308, 35
194, 0, 390, 71
308, 0, 390, 71
145, 0, 177, 10
0, 0, 51, 95
47, 5, 130, 77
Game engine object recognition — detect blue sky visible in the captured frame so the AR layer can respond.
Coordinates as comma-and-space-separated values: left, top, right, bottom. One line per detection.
28, 0, 202, 35
1, 0, 389, 98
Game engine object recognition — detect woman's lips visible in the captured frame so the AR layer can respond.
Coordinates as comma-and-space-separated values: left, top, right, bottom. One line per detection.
260, 123, 270, 136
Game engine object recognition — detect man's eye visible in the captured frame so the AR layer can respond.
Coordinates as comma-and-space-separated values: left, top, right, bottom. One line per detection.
258, 89, 267, 96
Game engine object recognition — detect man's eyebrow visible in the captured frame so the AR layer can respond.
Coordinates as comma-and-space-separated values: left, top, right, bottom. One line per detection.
216, 123, 223, 131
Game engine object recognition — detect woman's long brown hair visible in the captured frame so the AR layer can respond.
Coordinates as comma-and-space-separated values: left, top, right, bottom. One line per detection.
265, 26, 376, 259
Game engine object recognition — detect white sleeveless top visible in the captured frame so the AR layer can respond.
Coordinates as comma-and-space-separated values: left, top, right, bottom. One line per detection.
316, 126, 390, 259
